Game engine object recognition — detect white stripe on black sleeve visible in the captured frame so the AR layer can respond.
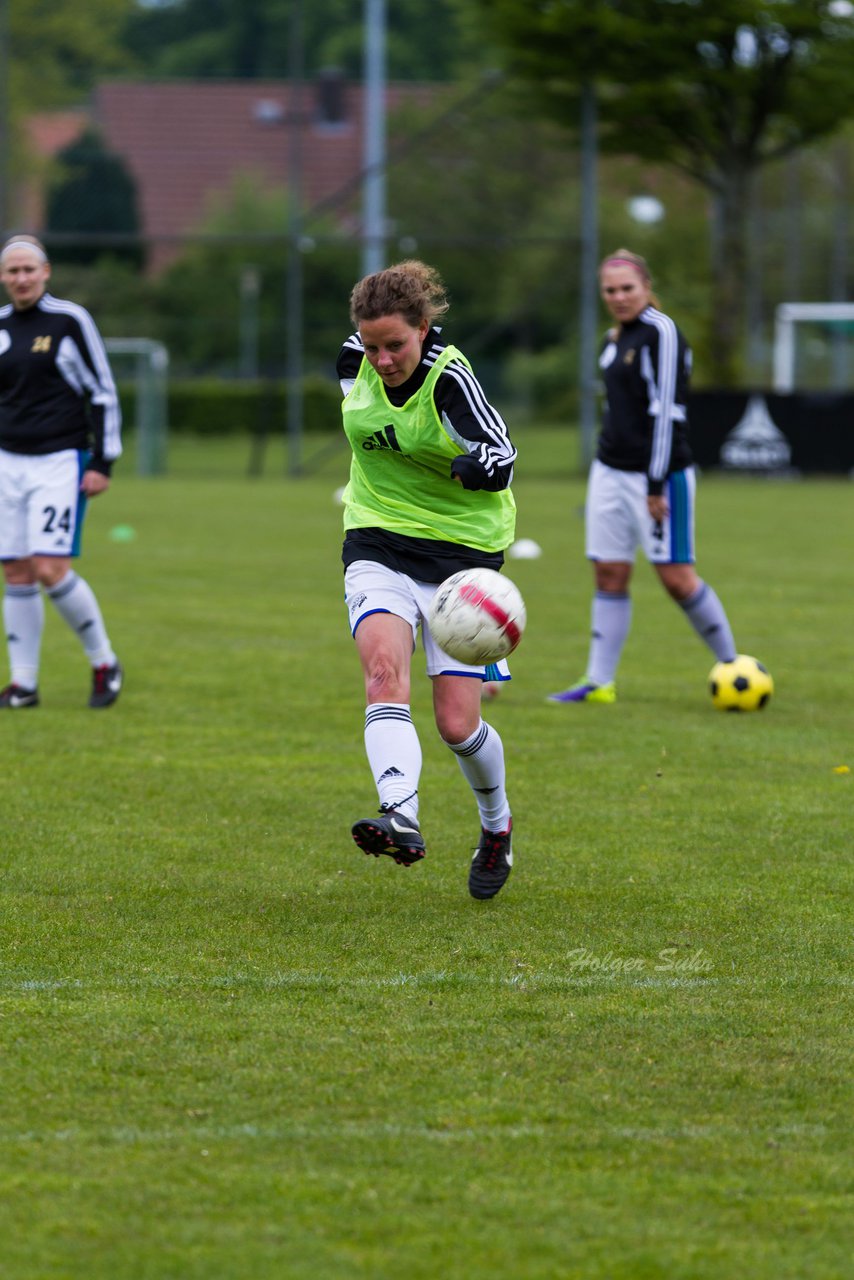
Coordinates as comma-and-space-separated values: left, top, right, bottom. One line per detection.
644, 307, 678, 481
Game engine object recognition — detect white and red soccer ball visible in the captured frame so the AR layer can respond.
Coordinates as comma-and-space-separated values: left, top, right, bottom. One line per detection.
428, 568, 526, 666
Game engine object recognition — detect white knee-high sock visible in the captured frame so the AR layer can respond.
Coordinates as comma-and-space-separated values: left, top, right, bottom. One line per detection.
679, 581, 736, 662
46, 571, 116, 668
364, 703, 422, 821
4, 583, 44, 689
446, 719, 511, 833
588, 591, 632, 686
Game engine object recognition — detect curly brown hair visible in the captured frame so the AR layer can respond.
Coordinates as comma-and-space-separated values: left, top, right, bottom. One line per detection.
349, 259, 450, 328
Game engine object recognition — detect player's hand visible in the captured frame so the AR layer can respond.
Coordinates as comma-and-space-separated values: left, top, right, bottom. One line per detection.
81, 470, 111, 497
647, 494, 668, 522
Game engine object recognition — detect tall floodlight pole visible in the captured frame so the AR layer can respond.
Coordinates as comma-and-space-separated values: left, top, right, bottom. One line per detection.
286, 0, 305, 476
578, 81, 599, 469
783, 153, 802, 304
0, 0, 9, 234
830, 137, 850, 389
745, 176, 764, 380
362, 0, 387, 276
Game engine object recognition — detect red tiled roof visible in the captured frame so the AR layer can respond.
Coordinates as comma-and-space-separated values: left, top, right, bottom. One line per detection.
91, 79, 435, 269
25, 110, 90, 156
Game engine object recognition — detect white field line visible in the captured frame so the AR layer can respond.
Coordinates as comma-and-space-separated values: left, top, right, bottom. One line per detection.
5, 971, 849, 999
0, 1118, 830, 1150
4, 970, 722, 994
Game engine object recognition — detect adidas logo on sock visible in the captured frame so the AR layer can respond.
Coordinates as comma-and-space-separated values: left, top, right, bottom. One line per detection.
377, 766, 404, 782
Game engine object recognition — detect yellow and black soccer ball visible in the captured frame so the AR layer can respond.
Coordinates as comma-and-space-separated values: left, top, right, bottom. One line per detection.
709, 654, 774, 712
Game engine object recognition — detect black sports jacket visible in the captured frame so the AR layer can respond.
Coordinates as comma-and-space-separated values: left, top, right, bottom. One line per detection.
0, 293, 122, 474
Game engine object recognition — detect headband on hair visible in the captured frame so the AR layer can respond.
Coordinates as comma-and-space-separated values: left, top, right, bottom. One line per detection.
602, 256, 647, 275
1, 240, 48, 264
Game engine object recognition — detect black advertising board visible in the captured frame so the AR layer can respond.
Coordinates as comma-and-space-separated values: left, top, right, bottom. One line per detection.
688, 392, 854, 475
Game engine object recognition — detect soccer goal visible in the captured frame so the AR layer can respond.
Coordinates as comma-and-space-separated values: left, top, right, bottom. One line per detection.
773, 303, 854, 392
105, 338, 169, 476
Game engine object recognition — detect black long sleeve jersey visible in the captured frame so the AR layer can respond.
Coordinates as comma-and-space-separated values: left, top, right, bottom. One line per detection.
337, 327, 517, 581
0, 293, 122, 475
596, 306, 692, 496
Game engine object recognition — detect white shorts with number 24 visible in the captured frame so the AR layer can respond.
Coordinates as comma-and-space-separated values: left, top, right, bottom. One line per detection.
0, 447, 88, 560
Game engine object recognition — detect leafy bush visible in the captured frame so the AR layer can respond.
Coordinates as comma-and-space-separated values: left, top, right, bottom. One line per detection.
503, 343, 579, 423
118, 375, 342, 436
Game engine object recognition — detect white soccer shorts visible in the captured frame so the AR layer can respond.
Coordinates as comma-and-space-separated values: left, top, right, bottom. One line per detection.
344, 559, 511, 682
0, 447, 88, 560
585, 458, 696, 565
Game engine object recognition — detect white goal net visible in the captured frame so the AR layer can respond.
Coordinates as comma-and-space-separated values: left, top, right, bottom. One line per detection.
773, 303, 854, 392
105, 338, 169, 475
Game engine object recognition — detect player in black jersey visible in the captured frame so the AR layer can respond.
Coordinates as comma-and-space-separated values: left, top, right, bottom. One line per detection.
550, 248, 737, 703
0, 235, 123, 708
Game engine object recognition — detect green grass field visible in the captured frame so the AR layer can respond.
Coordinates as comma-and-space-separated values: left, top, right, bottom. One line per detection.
1, 430, 851, 1279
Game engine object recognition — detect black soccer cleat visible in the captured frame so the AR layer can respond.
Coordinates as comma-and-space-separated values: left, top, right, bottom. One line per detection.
0, 682, 40, 708
468, 820, 513, 900
89, 660, 123, 708
351, 808, 426, 866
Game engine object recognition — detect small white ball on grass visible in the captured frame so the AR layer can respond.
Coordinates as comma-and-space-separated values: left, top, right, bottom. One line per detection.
508, 538, 542, 560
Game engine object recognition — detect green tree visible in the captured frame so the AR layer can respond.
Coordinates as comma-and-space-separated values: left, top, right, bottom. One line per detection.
9, 0, 136, 111
120, 0, 478, 81
385, 82, 577, 352
46, 129, 142, 266
149, 174, 356, 375
461, 0, 854, 384
3, 0, 137, 228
